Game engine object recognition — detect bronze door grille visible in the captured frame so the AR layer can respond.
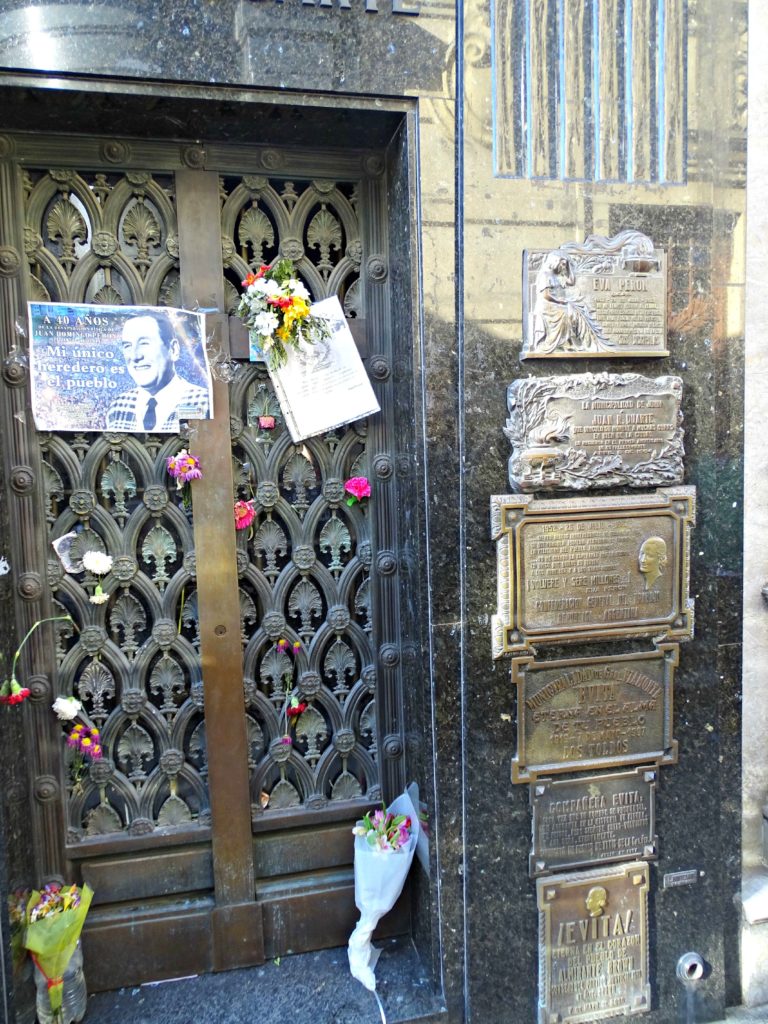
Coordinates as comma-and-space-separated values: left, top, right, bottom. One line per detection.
1, 137, 407, 987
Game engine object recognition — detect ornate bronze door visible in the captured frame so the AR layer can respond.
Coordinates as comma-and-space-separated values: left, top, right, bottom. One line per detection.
0, 135, 408, 989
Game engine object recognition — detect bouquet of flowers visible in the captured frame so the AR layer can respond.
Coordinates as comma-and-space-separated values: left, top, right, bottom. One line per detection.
347, 790, 420, 992
237, 258, 329, 370
24, 883, 93, 1021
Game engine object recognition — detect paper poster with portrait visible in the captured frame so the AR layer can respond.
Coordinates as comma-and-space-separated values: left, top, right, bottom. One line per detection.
268, 296, 380, 442
28, 302, 214, 433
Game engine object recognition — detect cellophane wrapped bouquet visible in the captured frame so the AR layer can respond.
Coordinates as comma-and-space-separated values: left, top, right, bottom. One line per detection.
24, 883, 93, 1021
347, 790, 420, 991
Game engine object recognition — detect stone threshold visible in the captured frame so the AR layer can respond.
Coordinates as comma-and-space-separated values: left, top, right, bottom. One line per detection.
84, 937, 447, 1024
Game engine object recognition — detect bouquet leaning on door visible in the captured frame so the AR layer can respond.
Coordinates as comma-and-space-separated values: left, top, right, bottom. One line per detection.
348, 790, 420, 992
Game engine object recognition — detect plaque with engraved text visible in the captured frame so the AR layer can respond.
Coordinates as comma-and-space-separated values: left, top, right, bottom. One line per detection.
538, 862, 650, 1024
491, 487, 695, 657
530, 767, 658, 876
522, 230, 667, 360
512, 647, 678, 783
505, 374, 684, 492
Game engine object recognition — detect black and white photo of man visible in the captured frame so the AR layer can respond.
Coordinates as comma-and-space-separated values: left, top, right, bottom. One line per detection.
106, 312, 210, 432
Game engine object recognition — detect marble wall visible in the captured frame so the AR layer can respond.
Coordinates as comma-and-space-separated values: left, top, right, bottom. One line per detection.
0, 0, 750, 1021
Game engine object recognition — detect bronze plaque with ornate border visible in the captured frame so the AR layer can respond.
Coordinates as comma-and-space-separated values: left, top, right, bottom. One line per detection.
530, 767, 658, 876
522, 230, 667, 360
512, 646, 678, 783
537, 862, 650, 1024
505, 373, 684, 492
491, 487, 695, 657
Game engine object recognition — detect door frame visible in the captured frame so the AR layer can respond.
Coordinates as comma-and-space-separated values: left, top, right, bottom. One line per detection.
0, 89, 435, 992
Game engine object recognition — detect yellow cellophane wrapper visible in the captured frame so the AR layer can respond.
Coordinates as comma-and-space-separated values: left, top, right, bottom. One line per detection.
24, 885, 93, 1015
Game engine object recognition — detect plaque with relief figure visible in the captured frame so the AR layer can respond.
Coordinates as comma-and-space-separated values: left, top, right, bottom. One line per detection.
491, 487, 695, 657
522, 230, 667, 359
537, 862, 650, 1024
505, 373, 684, 492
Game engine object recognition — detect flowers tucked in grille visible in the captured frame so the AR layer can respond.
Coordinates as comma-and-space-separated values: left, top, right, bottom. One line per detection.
237, 258, 329, 371
0, 616, 72, 707
345, 476, 371, 506
167, 448, 202, 512
234, 499, 257, 531
66, 723, 103, 761
82, 549, 113, 606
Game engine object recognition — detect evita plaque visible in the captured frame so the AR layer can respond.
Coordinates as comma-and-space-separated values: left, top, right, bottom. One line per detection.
538, 862, 650, 1024
511, 646, 678, 782
491, 487, 695, 657
522, 230, 667, 359
505, 374, 684, 492
530, 767, 658, 876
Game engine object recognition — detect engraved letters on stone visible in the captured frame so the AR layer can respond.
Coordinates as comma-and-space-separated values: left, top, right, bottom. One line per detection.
491, 487, 695, 657
505, 374, 684, 492
512, 647, 678, 783
522, 230, 667, 359
537, 862, 651, 1024
530, 767, 658, 876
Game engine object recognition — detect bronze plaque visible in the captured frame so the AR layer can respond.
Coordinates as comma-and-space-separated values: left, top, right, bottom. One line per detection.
530, 767, 658, 876
505, 374, 684, 492
538, 862, 650, 1024
491, 487, 695, 657
522, 230, 667, 360
512, 647, 678, 783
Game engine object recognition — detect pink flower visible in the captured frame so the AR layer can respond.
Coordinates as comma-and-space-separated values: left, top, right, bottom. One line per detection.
167, 449, 202, 484
259, 416, 276, 430
345, 477, 371, 505
234, 499, 256, 531
280, 736, 293, 746
345, 477, 371, 500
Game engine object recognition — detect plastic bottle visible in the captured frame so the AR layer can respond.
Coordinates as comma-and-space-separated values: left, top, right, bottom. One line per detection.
33, 940, 87, 1024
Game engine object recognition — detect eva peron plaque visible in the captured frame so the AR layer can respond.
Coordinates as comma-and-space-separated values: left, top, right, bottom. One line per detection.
512, 647, 678, 783
522, 230, 667, 359
505, 374, 684, 492
530, 767, 658, 876
537, 862, 650, 1024
491, 487, 695, 657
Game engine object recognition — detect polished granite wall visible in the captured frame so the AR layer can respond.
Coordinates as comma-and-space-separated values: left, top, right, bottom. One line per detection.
0, 0, 748, 1022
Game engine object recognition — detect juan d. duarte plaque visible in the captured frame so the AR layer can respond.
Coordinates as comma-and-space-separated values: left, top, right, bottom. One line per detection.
491, 487, 695, 656
537, 862, 650, 1023
505, 373, 684, 492
522, 230, 667, 359
530, 767, 658, 876
511, 647, 678, 783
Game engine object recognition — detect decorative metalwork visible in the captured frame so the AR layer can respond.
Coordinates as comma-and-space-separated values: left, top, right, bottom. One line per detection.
25, 168, 206, 843
537, 863, 651, 1023
522, 232, 668, 359
505, 374, 684, 491
492, 487, 695, 656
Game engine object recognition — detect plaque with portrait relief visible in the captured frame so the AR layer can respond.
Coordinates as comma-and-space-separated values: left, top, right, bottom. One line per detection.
522, 230, 667, 360
505, 373, 684, 492
491, 487, 695, 657
537, 862, 650, 1024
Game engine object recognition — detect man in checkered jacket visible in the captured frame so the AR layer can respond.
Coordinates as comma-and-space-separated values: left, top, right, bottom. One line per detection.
106, 312, 210, 433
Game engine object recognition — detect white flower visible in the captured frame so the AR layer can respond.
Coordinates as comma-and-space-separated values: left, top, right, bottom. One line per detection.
89, 592, 110, 605
254, 311, 279, 335
52, 696, 82, 721
288, 278, 310, 300
82, 550, 113, 576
